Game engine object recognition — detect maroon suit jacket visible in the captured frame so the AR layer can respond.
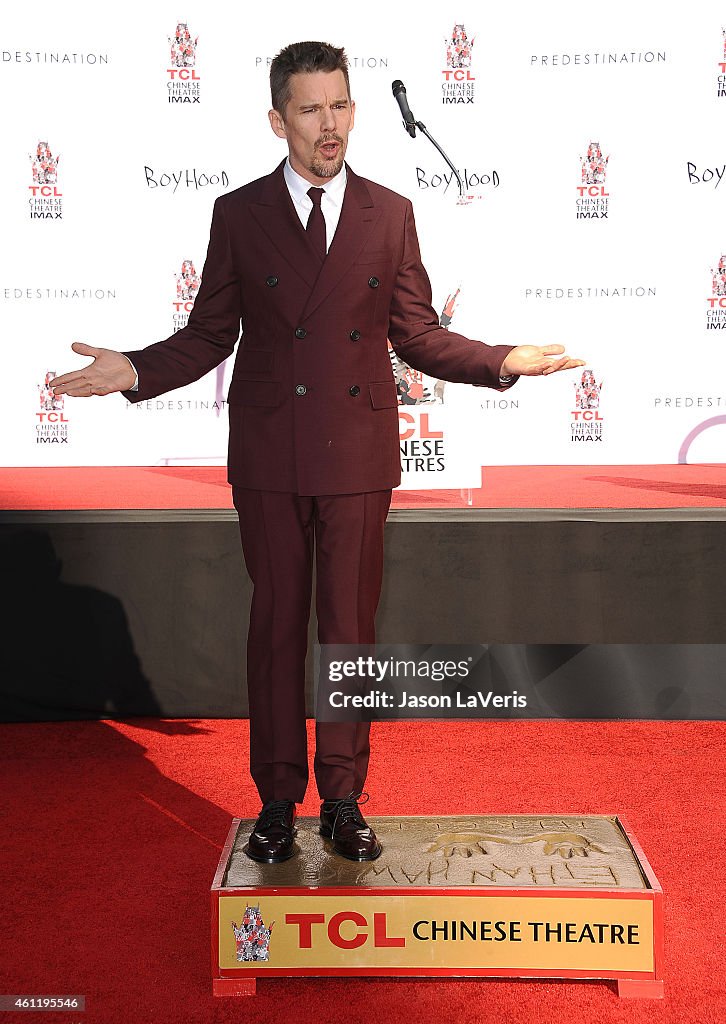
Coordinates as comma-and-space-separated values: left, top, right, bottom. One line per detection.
123, 160, 516, 495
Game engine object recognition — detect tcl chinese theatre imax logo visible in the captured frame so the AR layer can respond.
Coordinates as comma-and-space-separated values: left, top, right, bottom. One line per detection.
28, 141, 62, 219
577, 142, 609, 218
173, 259, 201, 332
442, 23, 475, 104
707, 255, 726, 328
37, 372, 68, 444
167, 22, 200, 103
571, 370, 604, 444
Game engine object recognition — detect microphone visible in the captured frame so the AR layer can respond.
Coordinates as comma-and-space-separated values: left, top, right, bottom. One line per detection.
392, 80, 416, 138
391, 78, 464, 198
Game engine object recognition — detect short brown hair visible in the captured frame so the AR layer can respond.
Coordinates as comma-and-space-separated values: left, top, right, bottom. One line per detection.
270, 41, 350, 116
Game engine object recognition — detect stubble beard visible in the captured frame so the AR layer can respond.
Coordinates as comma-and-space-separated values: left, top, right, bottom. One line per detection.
309, 134, 346, 179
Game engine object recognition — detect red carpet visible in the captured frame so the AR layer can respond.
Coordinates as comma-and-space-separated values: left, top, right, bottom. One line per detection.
1, 718, 723, 1023
2, 464, 725, 510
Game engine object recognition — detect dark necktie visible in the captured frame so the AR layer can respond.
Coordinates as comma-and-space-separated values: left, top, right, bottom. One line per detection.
306, 186, 326, 261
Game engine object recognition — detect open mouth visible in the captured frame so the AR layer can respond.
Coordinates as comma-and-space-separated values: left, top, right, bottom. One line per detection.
317, 139, 342, 159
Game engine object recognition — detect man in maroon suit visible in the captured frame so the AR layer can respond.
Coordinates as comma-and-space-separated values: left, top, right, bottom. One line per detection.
51, 41, 582, 864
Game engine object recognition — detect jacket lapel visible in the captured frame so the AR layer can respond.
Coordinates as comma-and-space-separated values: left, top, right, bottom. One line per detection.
248, 160, 319, 289
300, 166, 381, 321
248, 161, 382, 312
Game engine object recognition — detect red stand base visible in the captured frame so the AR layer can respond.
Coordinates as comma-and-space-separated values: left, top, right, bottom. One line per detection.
213, 978, 257, 997
617, 978, 665, 999
213, 976, 666, 1000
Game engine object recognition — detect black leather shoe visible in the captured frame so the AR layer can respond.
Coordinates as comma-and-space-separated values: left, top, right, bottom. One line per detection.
319, 792, 382, 861
245, 800, 297, 863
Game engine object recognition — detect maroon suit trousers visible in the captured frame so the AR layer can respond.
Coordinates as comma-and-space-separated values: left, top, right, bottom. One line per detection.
232, 486, 392, 803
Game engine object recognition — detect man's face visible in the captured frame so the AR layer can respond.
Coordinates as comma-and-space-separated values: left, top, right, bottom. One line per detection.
269, 69, 355, 185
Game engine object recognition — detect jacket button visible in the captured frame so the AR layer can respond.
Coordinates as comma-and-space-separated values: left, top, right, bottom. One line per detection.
294, 327, 307, 339
349, 385, 361, 397
265, 275, 279, 287
295, 384, 307, 396
368, 276, 379, 288
349, 329, 361, 341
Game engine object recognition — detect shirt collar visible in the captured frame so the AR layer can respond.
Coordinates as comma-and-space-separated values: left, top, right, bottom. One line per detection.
284, 156, 347, 204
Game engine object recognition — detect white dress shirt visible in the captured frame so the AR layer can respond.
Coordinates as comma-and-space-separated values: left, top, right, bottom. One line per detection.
283, 157, 347, 253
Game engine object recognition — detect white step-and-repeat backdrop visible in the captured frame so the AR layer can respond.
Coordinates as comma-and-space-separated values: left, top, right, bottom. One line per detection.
3, 1, 726, 487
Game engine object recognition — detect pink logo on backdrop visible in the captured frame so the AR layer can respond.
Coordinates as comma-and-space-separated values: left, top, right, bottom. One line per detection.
28, 140, 63, 219
167, 22, 200, 102
571, 370, 604, 444
175, 259, 201, 302
36, 372, 69, 444
576, 141, 609, 218
39, 371, 64, 412
580, 142, 609, 185
574, 369, 603, 411
446, 24, 474, 69
30, 141, 60, 185
442, 23, 476, 104
706, 255, 726, 329
711, 255, 726, 296
169, 22, 198, 67
173, 259, 201, 331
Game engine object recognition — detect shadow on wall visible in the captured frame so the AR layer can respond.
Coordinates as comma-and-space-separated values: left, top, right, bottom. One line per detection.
0, 529, 162, 722
519, 644, 694, 719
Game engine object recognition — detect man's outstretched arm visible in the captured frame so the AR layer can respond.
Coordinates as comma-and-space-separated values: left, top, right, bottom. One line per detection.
387, 201, 583, 387
51, 197, 242, 402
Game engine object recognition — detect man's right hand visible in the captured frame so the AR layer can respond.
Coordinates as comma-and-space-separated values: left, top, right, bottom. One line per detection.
50, 342, 137, 397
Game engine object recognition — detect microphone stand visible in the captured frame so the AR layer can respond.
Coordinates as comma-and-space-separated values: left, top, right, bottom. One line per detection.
394, 81, 465, 199
410, 120, 464, 199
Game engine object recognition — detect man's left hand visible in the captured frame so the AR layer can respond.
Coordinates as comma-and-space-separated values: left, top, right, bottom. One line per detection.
500, 344, 585, 377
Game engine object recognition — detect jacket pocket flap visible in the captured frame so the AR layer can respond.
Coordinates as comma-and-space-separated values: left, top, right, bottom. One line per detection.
369, 380, 398, 409
227, 379, 281, 407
